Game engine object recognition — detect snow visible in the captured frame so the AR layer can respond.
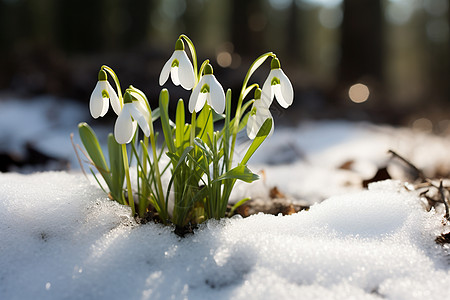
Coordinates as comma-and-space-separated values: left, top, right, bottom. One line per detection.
231, 121, 450, 205
1, 96, 450, 299
0, 96, 110, 171
0, 172, 449, 300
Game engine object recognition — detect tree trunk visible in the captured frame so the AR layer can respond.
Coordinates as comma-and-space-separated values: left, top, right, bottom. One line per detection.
339, 0, 383, 85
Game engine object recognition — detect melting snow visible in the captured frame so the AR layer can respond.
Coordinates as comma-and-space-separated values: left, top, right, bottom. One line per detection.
0, 172, 449, 300
1, 97, 450, 299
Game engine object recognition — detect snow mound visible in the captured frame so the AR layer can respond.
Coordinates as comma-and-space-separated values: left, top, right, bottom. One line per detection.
0, 172, 449, 300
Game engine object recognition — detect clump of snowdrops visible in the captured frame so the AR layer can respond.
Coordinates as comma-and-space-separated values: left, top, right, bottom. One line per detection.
77, 35, 293, 228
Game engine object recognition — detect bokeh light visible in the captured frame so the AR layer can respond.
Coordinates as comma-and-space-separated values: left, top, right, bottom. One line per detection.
349, 83, 370, 103
412, 117, 433, 133
217, 51, 232, 68
319, 6, 343, 29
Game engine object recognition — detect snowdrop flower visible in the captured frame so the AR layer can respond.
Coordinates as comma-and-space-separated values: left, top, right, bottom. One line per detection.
114, 91, 150, 144
159, 38, 195, 90
189, 64, 225, 114
89, 69, 121, 118
247, 88, 274, 140
261, 57, 293, 108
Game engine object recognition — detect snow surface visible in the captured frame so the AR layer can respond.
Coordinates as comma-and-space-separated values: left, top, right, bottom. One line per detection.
0, 172, 449, 300
231, 121, 450, 205
2, 96, 450, 299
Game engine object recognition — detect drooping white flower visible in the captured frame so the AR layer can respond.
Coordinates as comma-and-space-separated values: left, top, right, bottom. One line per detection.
261, 57, 293, 108
114, 91, 150, 144
247, 88, 274, 140
89, 69, 121, 118
188, 64, 225, 114
159, 38, 195, 90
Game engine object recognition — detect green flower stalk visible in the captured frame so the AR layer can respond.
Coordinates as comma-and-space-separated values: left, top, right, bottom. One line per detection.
77, 34, 293, 229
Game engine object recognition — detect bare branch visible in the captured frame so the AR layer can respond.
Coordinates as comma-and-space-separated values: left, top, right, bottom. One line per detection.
439, 180, 450, 221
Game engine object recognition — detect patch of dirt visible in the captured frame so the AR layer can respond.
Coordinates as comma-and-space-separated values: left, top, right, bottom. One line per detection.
233, 186, 309, 218
362, 166, 391, 188
435, 232, 450, 245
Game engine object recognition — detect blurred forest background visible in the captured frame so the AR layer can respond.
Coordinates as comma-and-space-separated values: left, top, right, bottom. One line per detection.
0, 0, 449, 130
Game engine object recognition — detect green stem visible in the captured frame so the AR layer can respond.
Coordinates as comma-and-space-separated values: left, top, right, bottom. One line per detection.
139, 135, 149, 217
190, 111, 197, 146
179, 34, 198, 84
122, 144, 135, 216
149, 116, 167, 222
101, 65, 123, 104
228, 53, 275, 167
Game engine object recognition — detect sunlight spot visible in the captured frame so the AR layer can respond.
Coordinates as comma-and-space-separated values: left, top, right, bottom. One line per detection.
349, 83, 370, 103
386, 2, 413, 25
45, 282, 51, 290
217, 52, 232, 68
412, 118, 433, 133
269, 0, 292, 10
319, 6, 343, 29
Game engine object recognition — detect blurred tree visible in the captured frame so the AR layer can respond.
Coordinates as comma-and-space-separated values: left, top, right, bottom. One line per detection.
55, 0, 104, 53
231, 0, 266, 57
339, 0, 383, 85
286, 2, 302, 66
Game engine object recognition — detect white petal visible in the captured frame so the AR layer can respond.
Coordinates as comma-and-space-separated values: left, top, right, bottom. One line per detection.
196, 92, 208, 113
107, 82, 121, 115
135, 97, 151, 125
114, 106, 136, 144
272, 69, 293, 108
273, 85, 284, 108
261, 71, 274, 107
207, 75, 225, 114
254, 99, 271, 114
89, 81, 109, 118
255, 112, 274, 138
171, 66, 181, 86
247, 113, 258, 139
159, 53, 174, 86
247, 101, 274, 139
128, 103, 150, 137
268, 117, 274, 138
188, 78, 203, 113
175, 50, 195, 90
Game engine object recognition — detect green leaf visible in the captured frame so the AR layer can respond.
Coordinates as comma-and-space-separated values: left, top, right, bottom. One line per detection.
183, 124, 191, 150
159, 89, 176, 154
240, 118, 272, 165
165, 146, 195, 206
175, 99, 185, 152
78, 122, 111, 185
229, 197, 251, 216
174, 146, 195, 170
212, 165, 259, 183
223, 89, 232, 171
194, 138, 213, 162
107, 133, 125, 201
196, 104, 213, 145
151, 107, 161, 122
238, 111, 250, 132
212, 110, 225, 122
